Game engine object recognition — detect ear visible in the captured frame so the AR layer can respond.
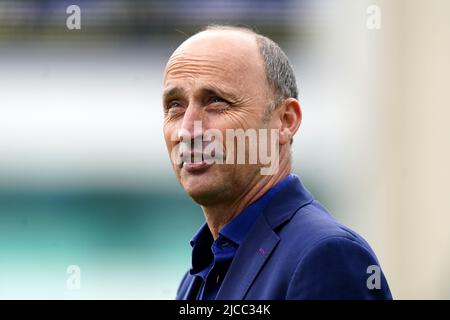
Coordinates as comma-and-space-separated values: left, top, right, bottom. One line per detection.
278, 98, 302, 145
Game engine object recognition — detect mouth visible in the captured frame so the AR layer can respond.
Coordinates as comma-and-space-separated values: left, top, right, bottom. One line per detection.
179, 152, 213, 173
182, 161, 211, 172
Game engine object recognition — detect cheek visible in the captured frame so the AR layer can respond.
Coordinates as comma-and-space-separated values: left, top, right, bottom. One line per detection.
163, 123, 177, 151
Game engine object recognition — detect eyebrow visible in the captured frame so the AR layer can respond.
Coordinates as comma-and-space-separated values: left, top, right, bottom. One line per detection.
162, 85, 241, 104
162, 87, 186, 102
202, 85, 241, 103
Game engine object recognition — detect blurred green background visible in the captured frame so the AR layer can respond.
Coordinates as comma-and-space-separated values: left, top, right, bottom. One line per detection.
0, 184, 203, 298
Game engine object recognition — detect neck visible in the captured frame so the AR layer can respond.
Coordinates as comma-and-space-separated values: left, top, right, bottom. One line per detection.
201, 150, 291, 240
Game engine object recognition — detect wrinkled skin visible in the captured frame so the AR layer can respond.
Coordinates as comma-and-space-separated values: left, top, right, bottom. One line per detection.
162, 29, 301, 237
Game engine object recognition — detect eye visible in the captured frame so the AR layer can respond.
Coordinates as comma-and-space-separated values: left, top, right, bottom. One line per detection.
166, 100, 184, 110
164, 100, 185, 119
205, 96, 231, 113
209, 96, 226, 104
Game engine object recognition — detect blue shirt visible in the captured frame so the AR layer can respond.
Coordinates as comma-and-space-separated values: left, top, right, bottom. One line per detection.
189, 174, 296, 300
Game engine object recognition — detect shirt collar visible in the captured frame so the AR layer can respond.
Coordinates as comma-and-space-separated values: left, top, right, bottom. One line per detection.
190, 174, 297, 248
190, 223, 214, 274
219, 174, 297, 245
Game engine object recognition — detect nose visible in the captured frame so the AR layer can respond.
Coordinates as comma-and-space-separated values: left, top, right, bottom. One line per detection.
178, 103, 204, 141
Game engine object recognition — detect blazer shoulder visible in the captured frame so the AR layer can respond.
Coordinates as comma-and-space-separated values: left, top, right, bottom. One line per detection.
285, 234, 392, 299
277, 201, 392, 299
278, 199, 376, 261
175, 270, 190, 300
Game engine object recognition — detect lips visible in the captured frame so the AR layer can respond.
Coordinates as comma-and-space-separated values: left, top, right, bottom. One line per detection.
179, 152, 212, 172
182, 160, 211, 172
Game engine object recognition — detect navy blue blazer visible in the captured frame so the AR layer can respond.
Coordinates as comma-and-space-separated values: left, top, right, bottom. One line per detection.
176, 176, 392, 300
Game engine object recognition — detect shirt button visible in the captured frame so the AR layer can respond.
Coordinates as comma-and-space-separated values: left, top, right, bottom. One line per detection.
216, 275, 220, 283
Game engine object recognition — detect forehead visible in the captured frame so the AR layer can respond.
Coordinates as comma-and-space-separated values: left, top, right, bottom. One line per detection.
164, 30, 266, 89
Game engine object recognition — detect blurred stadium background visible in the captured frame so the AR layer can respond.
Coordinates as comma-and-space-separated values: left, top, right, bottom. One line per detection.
0, 0, 449, 299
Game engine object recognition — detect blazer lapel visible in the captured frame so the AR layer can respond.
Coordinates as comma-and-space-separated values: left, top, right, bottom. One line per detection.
181, 274, 203, 300
215, 215, 279, 299
215, 175, 314, 299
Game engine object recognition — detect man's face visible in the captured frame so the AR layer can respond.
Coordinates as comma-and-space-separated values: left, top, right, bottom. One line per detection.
162, 30, 276, 206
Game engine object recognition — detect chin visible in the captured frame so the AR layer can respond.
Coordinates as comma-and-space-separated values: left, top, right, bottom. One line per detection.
180, 171, 226, 205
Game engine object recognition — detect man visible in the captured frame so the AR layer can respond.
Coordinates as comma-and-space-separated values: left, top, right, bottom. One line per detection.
162, 25, 392, 300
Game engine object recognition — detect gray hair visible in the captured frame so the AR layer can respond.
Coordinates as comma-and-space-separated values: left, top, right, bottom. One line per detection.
201, 25, 299, 114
